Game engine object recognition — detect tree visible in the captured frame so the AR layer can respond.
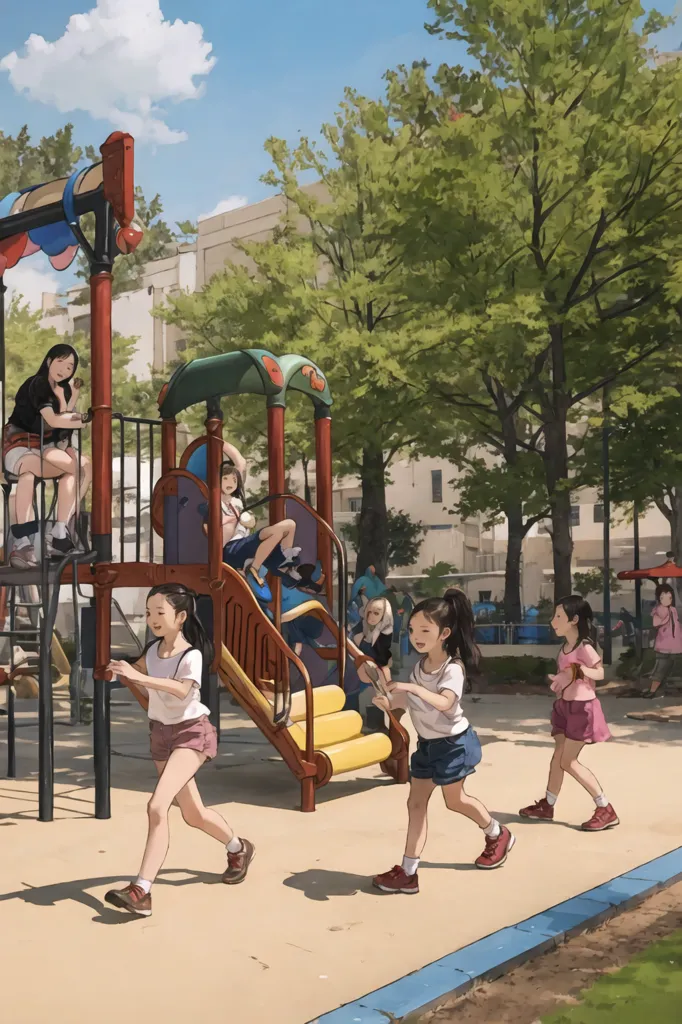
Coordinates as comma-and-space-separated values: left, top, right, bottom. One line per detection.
158, 95, 451, 579
386, 0, 682, 602
74, 187, 179, 301
573, 567, 622, 599
414, 560, 462, 597
339, 508, 428, 570
0, 124, 84, 195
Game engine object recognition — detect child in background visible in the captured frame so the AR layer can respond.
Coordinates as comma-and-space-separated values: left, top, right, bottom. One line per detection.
104, 584, 254, 917
371, 589, 515, 894
354, 596, 394, 688
519, 595, 618, 832
644, 583, 682, 698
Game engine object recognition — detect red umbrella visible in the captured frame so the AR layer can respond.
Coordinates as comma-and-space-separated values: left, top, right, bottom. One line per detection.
618, 559, 682, 580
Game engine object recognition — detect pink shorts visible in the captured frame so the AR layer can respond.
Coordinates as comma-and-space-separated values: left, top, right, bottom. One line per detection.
149, 715, 218, 762
551, 697, 611, 744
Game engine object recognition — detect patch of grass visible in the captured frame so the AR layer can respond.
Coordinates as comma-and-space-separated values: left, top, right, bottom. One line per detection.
541, 929, 682, 1023
481, 655, 555, 686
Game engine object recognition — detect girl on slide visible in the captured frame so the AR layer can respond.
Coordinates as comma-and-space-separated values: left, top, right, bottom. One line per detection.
371, 589, 514, 894
104, 584, 254, 918
519, 595, 618, 832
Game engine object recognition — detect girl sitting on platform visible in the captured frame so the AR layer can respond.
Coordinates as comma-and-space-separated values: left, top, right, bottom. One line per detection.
3, 344, 91, 567
104, 584, 254, 918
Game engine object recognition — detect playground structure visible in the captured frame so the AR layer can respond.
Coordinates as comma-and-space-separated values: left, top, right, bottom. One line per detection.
0, 135, 409, 820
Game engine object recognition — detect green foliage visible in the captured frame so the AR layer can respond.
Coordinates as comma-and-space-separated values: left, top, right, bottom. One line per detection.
572, 567, 622, 598
74, 187, 179, 301
482, 655, 555, 686
339, 508, 428, 569
414, 560, 461, 597
0, 124, 84, 195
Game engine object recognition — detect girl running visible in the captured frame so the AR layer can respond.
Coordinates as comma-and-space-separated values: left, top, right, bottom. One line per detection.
104, 584, 254, 917
644, 583, 682, 698
519, 595, 618, 832
371, 589, 514, 894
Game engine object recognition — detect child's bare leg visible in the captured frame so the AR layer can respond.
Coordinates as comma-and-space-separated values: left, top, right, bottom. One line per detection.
404, 778, 437, 858
174, 777, 234, 844
251, 518, 296, 572
559, 738, 603, 799
547, 734, 566, 796
138, 748, 206, 884
442, 779, 491, 828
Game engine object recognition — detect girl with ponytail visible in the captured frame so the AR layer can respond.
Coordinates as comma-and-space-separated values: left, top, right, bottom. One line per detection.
104, 584, 254, 917
372, 588, 515, 894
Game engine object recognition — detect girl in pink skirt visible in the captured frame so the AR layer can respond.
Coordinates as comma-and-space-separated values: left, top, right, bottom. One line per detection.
519, 596, 619, 832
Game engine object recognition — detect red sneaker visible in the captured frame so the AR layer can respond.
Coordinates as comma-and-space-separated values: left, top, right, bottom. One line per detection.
104, 882, 152, 917
582, 804, 619, 832
475, 825, 516, 870
372, 865, 419, 894
519, 797, 554, 820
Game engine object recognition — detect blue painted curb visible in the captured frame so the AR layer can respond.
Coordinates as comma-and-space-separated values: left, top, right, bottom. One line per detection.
308, 845, 682, 1024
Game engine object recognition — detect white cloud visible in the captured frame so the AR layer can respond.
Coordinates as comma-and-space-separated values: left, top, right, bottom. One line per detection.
198, 195, 249, 222
0, 1, 215, 145
4, 262, 59, 312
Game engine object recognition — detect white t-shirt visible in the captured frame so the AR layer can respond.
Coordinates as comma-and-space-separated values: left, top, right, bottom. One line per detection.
143, 642, 209, 725
222, 497, 249, 542
405, 657, 469, 740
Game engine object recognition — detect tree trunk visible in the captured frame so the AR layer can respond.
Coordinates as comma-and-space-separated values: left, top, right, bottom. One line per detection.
355, 443, 388, 580
669, 487, 682, 602
504, 503, 524, 623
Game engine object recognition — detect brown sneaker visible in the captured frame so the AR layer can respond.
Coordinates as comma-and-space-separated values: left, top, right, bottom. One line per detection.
582, 804, 619, 832
222, 838, 255, 884
475, 825, 516, 870
372, 865, 419, 894
104, 882, 152, 917
519, 797, 555, 820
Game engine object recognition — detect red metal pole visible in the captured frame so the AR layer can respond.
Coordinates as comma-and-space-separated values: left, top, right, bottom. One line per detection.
315, 411, 334, 604
267, 405, 286, 525
206, 404, 223, 670
161, 418, 177, 474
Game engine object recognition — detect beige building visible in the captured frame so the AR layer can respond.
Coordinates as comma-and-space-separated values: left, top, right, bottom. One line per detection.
37, 193, 673, 610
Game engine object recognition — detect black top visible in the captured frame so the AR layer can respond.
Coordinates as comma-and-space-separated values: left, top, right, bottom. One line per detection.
356, 629, 393, 667
8, 375, 69, 442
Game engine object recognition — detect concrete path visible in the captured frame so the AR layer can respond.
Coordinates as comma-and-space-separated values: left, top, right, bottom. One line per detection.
1, 693, 680, 1024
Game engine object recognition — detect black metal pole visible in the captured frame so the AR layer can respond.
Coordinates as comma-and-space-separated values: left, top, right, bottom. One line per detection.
633, 501, 642, 660
38, 422, 54, 821
602, 386, 612, 666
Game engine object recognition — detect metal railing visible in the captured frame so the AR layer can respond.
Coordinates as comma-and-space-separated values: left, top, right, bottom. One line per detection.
112, 414, 163, 564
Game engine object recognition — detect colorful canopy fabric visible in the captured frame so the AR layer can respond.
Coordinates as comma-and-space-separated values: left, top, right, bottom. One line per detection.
0, 162, 103, 276
618, 559, 682, 579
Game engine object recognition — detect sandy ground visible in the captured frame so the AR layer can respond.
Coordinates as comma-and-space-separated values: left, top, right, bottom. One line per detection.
420, 880, 682, 1023
1, 691, 681, 1024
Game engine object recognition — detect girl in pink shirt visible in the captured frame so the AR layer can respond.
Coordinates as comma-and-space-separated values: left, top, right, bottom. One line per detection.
519, 596, 619, 833
645, 584, 682, 698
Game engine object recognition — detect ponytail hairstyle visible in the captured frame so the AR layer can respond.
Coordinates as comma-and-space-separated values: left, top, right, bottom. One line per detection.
555, 594, 598, 648
146, 584, 214, 664
220, 460, 246, 503
410, 587, 481, 676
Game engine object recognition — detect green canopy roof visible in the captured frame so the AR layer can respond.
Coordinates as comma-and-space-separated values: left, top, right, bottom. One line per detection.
158, 349, 332, 419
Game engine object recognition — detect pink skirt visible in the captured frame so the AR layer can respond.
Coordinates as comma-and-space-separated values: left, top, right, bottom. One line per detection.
551, 697, 611, 744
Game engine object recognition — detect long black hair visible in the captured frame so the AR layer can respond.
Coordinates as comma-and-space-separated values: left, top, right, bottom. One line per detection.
32, 343, 79, 407
410, 587, 481, 675
555, 595, 598, 648
146, 584, 214, 664
655, 583, 676, 608
220, 460, 246, 503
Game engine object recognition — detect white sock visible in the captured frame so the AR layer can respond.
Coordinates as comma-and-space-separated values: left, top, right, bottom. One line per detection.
52, 521, 67, 540
14, 536, 31, 550
134, 877, 152, 894
483, 818, 501, 838
401, 855, 419, 876
546, 791, 558, 806
595, 793, 609, 808
281, 546, 301, 561
227, 836, 243, 854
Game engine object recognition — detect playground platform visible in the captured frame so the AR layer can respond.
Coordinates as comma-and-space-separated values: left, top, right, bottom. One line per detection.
1, 692, 681, 1024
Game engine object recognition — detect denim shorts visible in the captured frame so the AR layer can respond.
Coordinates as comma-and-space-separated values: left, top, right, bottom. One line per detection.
410, 726, 482, 786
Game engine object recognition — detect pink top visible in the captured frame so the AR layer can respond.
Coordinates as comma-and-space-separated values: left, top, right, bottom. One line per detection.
551, 640, 602, 702
652, 605, 682, 654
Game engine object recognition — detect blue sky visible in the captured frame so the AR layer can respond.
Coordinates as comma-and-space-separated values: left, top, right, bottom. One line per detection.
0, 0, 680, 304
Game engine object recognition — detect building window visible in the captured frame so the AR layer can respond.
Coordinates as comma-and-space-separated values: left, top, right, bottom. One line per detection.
348, 497, 361, 513
593, 504, 604, 524
570, 505, 580, 527
428, 524, 452, 531
431, 469, 443, 504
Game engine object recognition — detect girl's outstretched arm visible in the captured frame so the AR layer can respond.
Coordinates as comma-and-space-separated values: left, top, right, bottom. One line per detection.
108, 659, 194, 700
223, 441, 247, 478
388, 680, 457, 712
